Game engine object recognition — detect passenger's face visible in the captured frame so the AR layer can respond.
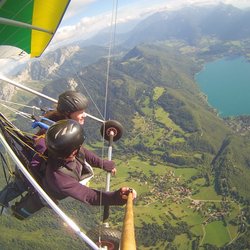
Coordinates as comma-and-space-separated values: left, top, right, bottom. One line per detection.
69, 110, 86, 125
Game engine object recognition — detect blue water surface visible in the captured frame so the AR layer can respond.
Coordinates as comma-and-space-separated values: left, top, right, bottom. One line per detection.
195, 57, 250, 117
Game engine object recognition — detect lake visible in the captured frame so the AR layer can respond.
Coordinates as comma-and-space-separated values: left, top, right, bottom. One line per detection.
195, 57, 250, 117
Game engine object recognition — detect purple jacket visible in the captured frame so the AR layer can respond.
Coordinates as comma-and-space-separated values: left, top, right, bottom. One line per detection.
30, 136, 123, 206
30, 136, 115, 173
43, 157, 126, 206
30, 136, 47, 172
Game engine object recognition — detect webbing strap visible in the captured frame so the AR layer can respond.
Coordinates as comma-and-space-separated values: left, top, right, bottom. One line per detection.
58, 166, 80, 181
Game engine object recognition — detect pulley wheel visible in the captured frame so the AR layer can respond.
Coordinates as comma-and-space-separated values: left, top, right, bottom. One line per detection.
100, 120, 123, 142
87, 226, 121, 250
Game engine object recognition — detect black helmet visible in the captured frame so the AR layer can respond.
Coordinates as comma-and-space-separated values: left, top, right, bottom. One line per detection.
57, 90, 88, 115
46, 119, 85, 158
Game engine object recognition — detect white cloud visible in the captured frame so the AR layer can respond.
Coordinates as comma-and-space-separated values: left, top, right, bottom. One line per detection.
63, 0, 97, 20
51, 15, 109, 48
50, 0, 250, 48
51, 1, 169, 47
166, 0, 250, 8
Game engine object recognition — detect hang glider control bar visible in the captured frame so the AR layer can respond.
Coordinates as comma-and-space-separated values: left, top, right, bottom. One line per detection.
0, 17, 53, 34
0, 75, 104, 123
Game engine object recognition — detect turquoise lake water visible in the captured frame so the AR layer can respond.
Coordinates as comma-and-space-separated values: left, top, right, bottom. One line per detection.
195, 57, 250, 117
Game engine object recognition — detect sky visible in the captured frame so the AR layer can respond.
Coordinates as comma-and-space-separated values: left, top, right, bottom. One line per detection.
50, 0, 250, 47
1, 0, 250, 75
50, 0, 169, 48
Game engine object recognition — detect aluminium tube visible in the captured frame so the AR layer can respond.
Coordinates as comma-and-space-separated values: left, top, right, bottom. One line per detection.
0, 17, 53, 34
0, 75, 104, 123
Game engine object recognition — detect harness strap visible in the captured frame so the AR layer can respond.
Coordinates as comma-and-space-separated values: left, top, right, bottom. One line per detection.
58, 162, 93, 181
58, 167, 80, 181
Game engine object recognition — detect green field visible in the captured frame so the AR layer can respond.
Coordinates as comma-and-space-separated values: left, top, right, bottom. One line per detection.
92, 155, 243, 249
203, 221, 231, 246
0, 112, 247, 249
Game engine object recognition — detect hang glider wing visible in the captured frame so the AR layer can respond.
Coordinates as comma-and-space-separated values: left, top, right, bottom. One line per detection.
0, 0, 71, 58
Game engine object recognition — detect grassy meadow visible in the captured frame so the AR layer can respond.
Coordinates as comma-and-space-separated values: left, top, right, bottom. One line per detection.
90, 154, 242, 249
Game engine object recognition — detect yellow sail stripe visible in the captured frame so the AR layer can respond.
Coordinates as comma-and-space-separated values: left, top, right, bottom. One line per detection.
31, 0, 70, 57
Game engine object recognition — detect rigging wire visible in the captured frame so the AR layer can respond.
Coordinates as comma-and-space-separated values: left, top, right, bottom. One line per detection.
4, 126, 47, 160
1, 0, 124, 247
97, 0, 120, 244
101, 0, 119, 168
0, 152, 14, 179
0, 103, 48, 160
0, 99, 41, 110
33, 44, 106, 121
103, 1, 118, 122
65, 55, 105, 120
0, 103, 34, 120
0, 152, 13, 215
0, 75, 105, 123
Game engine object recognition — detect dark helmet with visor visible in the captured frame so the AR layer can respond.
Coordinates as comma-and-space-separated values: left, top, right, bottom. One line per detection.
46, 119, 85, 158
57, 90, 88, 115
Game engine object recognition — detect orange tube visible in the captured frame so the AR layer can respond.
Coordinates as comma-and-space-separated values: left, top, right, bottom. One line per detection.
120, 192, 136, 250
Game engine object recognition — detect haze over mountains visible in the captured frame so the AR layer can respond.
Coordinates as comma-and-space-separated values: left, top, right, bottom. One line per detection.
80, 3, 250, 47
8, 2, 250, 82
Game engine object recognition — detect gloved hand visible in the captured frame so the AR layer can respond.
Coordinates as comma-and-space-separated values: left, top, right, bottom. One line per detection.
103, 160, 116, 175
120, 187, 137, 200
